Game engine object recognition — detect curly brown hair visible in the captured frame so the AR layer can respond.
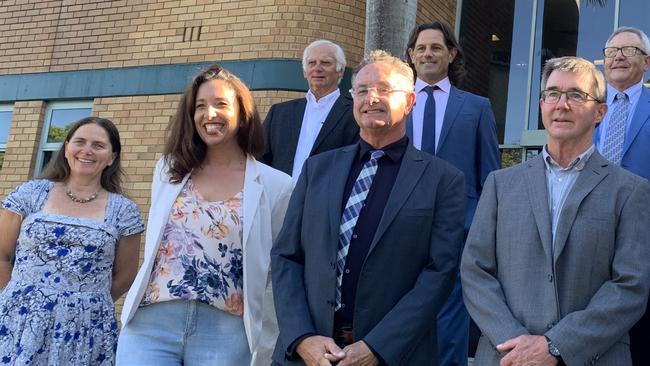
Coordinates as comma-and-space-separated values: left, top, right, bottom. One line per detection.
163, 64, 264, 183
405, 21, 466, 87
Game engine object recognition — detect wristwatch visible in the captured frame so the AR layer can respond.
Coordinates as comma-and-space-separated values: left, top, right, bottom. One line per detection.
545, 336, 561, 358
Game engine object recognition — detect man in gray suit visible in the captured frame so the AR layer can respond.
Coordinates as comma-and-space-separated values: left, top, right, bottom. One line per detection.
461, 56, 650, 366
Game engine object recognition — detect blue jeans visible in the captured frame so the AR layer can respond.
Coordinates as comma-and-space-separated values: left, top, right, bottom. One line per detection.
116, 300, 251, 366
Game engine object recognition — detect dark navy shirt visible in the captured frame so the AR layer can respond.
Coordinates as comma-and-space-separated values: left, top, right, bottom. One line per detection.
335, 136, 408, 327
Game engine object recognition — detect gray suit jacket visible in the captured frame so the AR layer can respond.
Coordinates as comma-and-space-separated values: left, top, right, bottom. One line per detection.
271, 142, 466, 365
461, 152, 650, 366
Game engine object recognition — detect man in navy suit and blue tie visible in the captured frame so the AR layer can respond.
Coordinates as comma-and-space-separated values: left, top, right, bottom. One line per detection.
593, 26, 650, 366
405, 21, 500, 366
271, 50, 466, 366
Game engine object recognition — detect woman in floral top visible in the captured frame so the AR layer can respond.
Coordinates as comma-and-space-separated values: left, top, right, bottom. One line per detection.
117, 65, 293, 366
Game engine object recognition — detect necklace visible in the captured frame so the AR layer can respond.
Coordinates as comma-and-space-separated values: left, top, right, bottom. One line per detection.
65, 186, 100, 204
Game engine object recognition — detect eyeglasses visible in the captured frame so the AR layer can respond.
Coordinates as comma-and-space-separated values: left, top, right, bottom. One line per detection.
603, 46, 647, 58
540, 90, 602, 105
349, 86, 410, 98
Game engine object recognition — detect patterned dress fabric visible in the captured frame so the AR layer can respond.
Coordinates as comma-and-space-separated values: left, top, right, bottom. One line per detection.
140, 178, 245, 316
0, 179, 144, 365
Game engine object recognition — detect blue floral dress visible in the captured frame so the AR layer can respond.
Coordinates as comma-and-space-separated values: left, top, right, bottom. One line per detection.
0, 180, 144, 365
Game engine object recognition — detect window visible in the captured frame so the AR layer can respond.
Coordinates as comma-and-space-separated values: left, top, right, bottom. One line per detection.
35, 102, 92, 175
0, 105, 13, 171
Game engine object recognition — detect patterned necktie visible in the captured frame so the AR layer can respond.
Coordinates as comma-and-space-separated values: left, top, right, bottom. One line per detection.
421, 85, 439, 155
602, 92, 629, 164
335, 149, 385, 310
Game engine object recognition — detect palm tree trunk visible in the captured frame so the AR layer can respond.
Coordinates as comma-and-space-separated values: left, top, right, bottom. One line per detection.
365, 0, 418, 58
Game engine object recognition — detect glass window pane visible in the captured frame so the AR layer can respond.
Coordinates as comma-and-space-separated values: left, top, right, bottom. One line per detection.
0, 110, 12, 145
618, 0, 650, 82
41, 151, 55, 173
0, 151, 4, 170
459, 0, 515, 144
47, 108, 91, 143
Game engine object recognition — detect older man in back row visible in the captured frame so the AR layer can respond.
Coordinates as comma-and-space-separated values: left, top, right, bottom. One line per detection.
594, 27, 650, 365
271, 50, 466, 366
462, 56, 650, 366
261, 39, 359, 180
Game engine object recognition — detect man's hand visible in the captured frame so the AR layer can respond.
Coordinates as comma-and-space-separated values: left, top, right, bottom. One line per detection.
297, 335, 346, 366
496, 335, 558, 366
337, 341, 379, 366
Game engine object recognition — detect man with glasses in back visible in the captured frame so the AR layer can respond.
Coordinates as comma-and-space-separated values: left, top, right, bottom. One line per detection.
462, 56, 650, 366
594, 26, 650, 366
271, 50, 466, 366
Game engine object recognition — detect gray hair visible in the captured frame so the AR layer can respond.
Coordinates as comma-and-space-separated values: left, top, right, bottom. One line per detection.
541, 56, 606, 103
352, 49, 414, 88
606, 26, 650, 54
302, 39, 346, 73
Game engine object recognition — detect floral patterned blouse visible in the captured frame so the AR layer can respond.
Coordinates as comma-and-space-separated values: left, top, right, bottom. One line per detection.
140, 178, 244, 316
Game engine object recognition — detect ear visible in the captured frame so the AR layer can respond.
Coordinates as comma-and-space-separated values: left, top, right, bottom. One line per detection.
407, 48, 415, 63
594, 102, 608, 125
448, 47, 458, 63
404, 91, 417, 115
108, 153, 117, 166
643, 55, 650, 72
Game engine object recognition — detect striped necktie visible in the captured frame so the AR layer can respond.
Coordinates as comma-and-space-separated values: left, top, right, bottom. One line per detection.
335, 149, 385, 310
602, 92, 629, 164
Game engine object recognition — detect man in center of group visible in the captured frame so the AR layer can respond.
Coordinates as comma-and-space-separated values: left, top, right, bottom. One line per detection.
271, 50, 466, 366
261, 39, 358, 180
405, 20, 500, 366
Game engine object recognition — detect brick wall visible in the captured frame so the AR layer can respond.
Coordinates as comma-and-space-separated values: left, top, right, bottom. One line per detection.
0, 0, 366, 74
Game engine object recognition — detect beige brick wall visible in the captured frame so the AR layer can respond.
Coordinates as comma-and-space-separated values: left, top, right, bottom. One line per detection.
0, 0, 366, 74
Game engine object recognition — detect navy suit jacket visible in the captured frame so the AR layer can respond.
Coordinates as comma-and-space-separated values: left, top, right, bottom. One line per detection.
594, 85, 650, 181
407, 85, 500, 230
271, 141, 466, 366
260, 95, 359, 175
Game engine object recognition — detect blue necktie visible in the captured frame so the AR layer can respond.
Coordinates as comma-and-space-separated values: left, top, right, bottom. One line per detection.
421, 85, 438, 155
335, 149, 385, 310
602, 92, 629, 164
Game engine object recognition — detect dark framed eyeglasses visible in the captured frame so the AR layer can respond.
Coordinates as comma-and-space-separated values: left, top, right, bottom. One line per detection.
603, 46, 647, 58
540, 90, 602, 105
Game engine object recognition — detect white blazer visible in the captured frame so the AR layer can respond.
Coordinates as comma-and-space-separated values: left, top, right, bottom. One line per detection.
120, 156, 293, 366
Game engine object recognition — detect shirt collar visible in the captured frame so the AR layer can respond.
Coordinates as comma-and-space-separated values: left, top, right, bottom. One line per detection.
606, 81, 643, 104
414, 76, 451, 94
542, 144, 595, 171
306, 88, 341, 105
358, 136, 409, 163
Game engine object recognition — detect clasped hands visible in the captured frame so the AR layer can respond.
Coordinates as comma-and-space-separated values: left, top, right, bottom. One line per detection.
297, 335, 379, 366
496, 335, 558, 366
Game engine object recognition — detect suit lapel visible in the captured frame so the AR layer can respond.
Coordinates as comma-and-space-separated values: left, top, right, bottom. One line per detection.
437, 86, 464, 153
553, 153, 609, 261
285, 99, 308, 167
622, 86, 650, 156
242, 157, 262, 250
311, 96, 349, 154
328, 144, 359, 245
523, 155, 554, 264
367, 145, 427, 256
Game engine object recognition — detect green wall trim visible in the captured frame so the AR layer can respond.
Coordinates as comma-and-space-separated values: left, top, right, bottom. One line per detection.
0, 59, 353, 102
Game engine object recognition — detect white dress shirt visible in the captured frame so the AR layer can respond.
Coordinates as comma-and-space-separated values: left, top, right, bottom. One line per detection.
291, 88, 340, 179
411, 77, 452, 150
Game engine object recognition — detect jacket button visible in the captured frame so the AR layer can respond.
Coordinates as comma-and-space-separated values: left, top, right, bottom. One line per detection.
547, 274, 553, 282
330, 262, 336, 269
547, 323, 554, 329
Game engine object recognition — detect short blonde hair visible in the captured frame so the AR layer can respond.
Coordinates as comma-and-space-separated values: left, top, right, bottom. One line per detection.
352, 50, 414, 88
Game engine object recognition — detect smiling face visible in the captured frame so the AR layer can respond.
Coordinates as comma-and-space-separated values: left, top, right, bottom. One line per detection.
540, 70, 607, 148
352, 62, 416, 144
604, 31, 650, 91
193, 79, 240, 150
408, 29, 457, 84
64, 123, 115, 178
303, 44, 343, 99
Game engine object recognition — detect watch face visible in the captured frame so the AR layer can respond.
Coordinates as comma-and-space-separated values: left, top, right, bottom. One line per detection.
548, 342, 561, 357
